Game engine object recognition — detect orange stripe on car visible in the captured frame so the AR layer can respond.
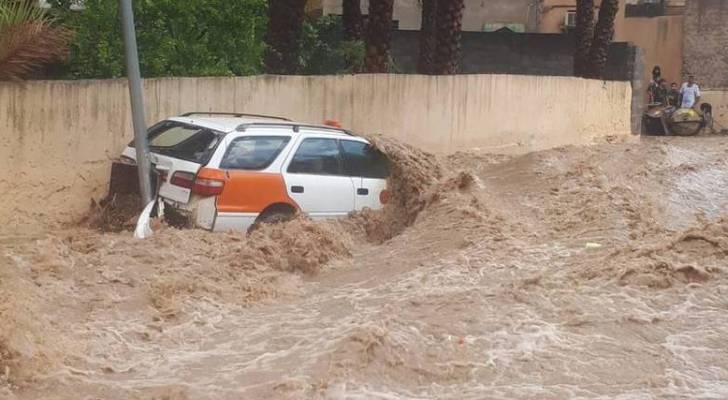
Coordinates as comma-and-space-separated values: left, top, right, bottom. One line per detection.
215, 171, 299, 214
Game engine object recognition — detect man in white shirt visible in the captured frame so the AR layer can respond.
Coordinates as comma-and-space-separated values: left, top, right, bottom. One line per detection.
680, 75, 701, 109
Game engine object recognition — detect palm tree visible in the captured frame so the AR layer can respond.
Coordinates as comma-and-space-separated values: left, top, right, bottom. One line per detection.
0, 0, 71, 80
264, 0, 307, 74
364, 0, 394, 73
573, 0, 595, 77
417, 0, 437, 74
584, 0, 620, 79
342, 0, 363, 41
431, 0, 465, 75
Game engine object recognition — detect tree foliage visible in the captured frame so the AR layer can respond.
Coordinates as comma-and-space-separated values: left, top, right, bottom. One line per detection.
574, 0, 620, 79
50, 0, 267, 79
584, 0, 619, 79
299, 15, 365, 75
364, 0, 394, 73
342, 0, 363, 41
417, 0, 438, 74
431, 0, 464, 75
264, 0, 306, 74
573, 0, 595, 77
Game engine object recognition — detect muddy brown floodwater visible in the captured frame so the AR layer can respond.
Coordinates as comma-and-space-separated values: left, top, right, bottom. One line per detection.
3, 136, 728, 399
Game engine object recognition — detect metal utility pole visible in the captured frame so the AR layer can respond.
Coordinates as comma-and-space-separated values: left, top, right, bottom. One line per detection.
119, 0, 153, 205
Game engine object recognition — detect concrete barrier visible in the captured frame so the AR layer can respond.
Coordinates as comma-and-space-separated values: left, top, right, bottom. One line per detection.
0, 74, 632, 223
702, 90, 728, 131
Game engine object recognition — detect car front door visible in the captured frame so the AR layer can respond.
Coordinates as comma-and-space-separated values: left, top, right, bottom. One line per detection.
282, 136, 356, 219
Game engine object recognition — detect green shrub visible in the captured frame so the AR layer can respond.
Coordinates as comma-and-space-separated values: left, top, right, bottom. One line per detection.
299, 15, 365, 75
50, 0, 267, 79
49, 2, 364, 79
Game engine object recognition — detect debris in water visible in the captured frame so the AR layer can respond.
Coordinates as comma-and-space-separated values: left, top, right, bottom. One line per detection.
83, 194, 142, 232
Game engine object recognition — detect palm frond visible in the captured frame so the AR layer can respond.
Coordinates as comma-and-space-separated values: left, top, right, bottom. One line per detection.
0, 1, 72, 80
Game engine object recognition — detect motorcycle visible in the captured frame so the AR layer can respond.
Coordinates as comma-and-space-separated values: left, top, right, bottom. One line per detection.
644, 102, 713, 136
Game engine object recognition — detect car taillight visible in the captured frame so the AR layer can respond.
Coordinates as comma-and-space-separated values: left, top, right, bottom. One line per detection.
170, 171, 195, 189
170, 171, 225, 196
193, 178, 225, 196
379, 189, 391, 205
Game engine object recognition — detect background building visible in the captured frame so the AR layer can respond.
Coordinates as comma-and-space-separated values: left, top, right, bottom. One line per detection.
540, 0, 685, 87
309, 0, 690, 91
314, 0, 542, 32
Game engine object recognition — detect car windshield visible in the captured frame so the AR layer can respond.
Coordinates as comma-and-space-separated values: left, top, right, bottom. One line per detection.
138, 121, 224, 164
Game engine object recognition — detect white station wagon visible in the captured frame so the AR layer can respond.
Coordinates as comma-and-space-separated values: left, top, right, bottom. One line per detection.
113, 112, 390, 232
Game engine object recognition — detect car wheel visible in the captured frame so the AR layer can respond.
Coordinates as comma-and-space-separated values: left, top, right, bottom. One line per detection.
248, 210, 294, 234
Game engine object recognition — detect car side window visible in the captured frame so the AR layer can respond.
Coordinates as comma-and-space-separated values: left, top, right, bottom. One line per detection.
287, 138, 343, 175
220, 136, 290, 170
340, 140, 389, 179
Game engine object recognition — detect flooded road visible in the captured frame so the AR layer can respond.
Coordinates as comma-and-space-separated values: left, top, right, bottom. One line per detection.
3, 136, 728, 399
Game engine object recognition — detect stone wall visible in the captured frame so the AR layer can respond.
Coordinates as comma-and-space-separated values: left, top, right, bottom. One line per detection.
702, 90, 728, 131
391, 31, 638, 81
683, 0, 728, 88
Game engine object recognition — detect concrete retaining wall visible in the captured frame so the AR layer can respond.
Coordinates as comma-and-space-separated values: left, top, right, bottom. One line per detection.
0, 74, 631, 223
702, 90, 728, 131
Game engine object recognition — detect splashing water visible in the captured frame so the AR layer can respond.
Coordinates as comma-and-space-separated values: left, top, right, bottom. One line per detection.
3, 136, 728, 399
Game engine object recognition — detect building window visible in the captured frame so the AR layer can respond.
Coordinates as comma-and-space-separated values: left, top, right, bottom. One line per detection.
565, 10, 577, 29
625, 0, 667, 17
483, 23, 525, 33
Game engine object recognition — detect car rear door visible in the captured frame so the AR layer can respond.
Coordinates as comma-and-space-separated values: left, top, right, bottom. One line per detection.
214, 132, 294, 214
282, 135, 356, 218
339, 139, 389, 210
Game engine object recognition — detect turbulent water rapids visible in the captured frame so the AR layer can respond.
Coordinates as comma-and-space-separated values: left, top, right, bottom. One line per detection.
3, 136, 728, 399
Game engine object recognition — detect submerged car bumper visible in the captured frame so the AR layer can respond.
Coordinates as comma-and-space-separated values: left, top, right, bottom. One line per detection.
110, 160, 217, 231
109, 160, 160, 197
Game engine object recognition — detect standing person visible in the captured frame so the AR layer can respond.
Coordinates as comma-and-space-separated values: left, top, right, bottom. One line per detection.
667, 82, 680, 107
648, 65, 662, 103
680, 75, 701, 109
653, 79, 669, 106
652, 65, 662, 80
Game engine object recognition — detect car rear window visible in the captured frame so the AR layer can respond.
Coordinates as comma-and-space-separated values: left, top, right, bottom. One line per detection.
220, 136, 291, 170
149, 125, 202, 147
136, 121, 223, 164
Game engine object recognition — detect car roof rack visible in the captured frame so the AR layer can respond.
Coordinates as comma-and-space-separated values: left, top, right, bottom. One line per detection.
180, 111, 291, 121
236, 122, 355, 136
